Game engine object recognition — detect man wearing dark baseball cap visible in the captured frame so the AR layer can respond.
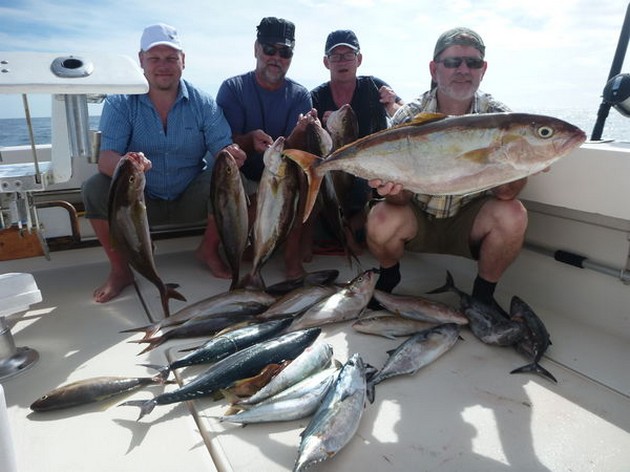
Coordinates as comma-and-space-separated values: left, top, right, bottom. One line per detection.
217, 17, 316, 279
311, 29, 403, 254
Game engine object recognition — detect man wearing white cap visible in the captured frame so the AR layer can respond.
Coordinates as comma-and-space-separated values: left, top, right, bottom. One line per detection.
82, 23, 246, 304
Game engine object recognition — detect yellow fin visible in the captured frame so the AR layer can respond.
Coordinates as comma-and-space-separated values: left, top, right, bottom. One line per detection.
459, 148, 490, 163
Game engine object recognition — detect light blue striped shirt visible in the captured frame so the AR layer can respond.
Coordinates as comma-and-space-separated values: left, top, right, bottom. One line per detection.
99, 79, 233, 200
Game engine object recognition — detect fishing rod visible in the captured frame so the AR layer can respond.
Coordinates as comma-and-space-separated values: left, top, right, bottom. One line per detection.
591, 2, 630, 141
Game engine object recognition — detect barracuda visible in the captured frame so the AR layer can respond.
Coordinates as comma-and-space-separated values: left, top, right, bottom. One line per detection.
283, 112, 586, 221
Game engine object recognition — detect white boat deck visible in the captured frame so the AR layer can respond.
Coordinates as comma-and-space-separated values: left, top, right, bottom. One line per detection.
2, 232, 629, 472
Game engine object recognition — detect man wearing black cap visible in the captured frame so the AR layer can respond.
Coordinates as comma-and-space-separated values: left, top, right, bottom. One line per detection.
217, 17, 316, 278
311, 29, 404, 252
366, 27, 528, 310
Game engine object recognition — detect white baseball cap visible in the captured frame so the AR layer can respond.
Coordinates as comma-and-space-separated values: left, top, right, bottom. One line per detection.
140, 23, 182, 52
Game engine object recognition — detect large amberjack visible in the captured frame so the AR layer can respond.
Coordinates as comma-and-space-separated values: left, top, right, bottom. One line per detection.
283, 112, 587, 221
108, 154, 186, 317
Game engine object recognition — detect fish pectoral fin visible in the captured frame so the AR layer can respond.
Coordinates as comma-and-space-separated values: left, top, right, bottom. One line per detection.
459, 148, 491, 164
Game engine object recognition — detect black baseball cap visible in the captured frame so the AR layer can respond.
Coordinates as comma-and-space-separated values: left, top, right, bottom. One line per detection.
257, 17, 295, 48
325, 30, 360, 55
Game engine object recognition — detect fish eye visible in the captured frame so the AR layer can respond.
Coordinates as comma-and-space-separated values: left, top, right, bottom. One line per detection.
537, 126, 555, 139
129, 175, 135, 184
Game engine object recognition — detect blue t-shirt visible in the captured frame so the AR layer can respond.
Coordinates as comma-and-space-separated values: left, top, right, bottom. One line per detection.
216, 71, 312, 181
99, 79, 233, 200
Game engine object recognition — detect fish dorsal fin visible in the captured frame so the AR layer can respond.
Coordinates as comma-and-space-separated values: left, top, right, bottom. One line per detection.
411, 112, 448, 124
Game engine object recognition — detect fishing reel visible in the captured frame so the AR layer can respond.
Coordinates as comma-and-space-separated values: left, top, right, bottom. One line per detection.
603, 73, 630, 117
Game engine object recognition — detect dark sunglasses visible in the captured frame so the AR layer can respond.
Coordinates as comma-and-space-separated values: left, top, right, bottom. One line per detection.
261, 43, 294, 59
436, 56, 485, 69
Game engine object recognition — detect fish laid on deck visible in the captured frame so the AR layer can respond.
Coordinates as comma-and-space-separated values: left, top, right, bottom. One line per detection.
239, 137, 301, 289
351, 311, 439, 339
121, 288, 277, 339
283, 112, 587, 221
366, 323, 461, 403
108, 154, 186, 317
210, 149, 249, 290
167, 318, 293, 372
30, 365, 170, 412
509, 295, 557, 383
216, 369, 335, 425
428, 271, 524, 345
130, 313, 256, 355
290, 269, 378, 330
121, 328, 321, 420
293, 353, 368, 472
373, 289, 469, 325
240, 341, 333, 405
258, 285, 338, 320
264, 269, 340, 296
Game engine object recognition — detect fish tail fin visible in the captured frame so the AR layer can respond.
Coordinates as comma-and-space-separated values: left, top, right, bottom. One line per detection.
229, 272, 240, 291
366, 380, 376, 404
160, 284, 187, 318
128, 337, 163, 355
119, 399, 157, 421
236, 271, 265, 291
510, 362, 558, 383
119, 324, 154, 336
138, 363, 172, 383
426, 270, 457, 295
282, 149, 325, 222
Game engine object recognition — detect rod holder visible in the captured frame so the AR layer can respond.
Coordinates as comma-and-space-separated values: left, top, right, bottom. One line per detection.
0, 317, 38, 381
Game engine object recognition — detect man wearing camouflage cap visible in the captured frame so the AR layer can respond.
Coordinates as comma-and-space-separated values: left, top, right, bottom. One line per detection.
366, 27, 528, 312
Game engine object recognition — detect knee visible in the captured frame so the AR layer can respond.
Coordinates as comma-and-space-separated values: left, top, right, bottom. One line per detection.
82, 173, 111, 219
498, 199, 528, 236
366, 202, 412, 244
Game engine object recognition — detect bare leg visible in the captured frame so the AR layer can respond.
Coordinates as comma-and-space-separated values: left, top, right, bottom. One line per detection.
470, 199, 528, 282
90, 218, 135, 303
195, 215, 232, 279
366, 201, 417, 269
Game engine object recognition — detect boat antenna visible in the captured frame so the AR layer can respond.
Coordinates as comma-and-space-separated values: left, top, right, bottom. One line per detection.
591, 2, 630, 141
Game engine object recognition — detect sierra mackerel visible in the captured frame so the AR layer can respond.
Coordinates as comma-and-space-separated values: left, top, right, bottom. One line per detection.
283, 112, 587, 221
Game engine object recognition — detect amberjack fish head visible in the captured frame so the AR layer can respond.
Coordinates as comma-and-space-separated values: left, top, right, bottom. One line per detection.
326, 104, 359, 150
213, 149, 240, 182
305, 120, 333, 157
262, 136, 286, 175
110, 156, 146, 206
493, 113, 586, 170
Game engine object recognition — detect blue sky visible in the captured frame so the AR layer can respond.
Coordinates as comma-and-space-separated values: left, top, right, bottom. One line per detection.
0, 0, 628, 119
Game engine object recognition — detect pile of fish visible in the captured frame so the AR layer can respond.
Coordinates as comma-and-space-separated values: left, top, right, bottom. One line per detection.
28, 261, 561, 470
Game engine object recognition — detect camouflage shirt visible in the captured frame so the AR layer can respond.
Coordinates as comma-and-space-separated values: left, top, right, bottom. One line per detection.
391, 89, 510, 218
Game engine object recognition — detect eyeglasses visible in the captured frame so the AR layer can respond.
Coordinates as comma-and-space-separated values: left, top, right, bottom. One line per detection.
328, 52, 358, 63
436, 56, 485, 69
261, 43, 294, 59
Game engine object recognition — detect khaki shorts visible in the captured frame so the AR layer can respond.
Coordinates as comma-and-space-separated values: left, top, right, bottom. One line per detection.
405, 196, 491, 260
82, 168, 213, 225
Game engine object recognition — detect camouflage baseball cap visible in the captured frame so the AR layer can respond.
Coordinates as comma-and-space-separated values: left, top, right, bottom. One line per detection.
433, 27, 485, 59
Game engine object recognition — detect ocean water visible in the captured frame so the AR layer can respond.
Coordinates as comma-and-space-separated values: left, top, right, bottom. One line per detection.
0, 108, 628, 147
